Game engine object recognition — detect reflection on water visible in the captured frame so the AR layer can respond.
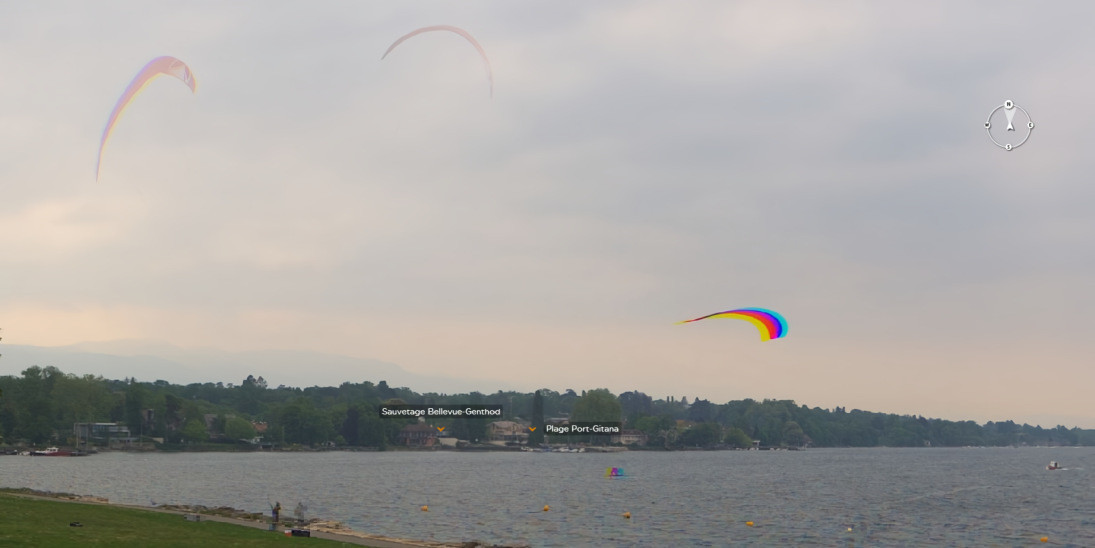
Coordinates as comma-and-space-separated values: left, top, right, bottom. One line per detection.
3, 448, 1094, 546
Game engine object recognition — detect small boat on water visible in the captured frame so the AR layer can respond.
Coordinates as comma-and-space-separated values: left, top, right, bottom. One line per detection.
30, 447, 87, 457
1046, 461, 1063, 470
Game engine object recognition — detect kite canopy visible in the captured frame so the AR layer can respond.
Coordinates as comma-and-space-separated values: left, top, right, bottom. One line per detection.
677, 308, 788, 341
382, 25, 493, 97
97, 56, 197, 181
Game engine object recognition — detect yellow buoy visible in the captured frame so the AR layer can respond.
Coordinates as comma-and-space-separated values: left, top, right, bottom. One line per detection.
623, 512, 631, 519
420, 505, 428, 512
543, 505, 550, 512
847, 527, 853, 532
1040, 537, 1049, 543
746, 521, 754, 527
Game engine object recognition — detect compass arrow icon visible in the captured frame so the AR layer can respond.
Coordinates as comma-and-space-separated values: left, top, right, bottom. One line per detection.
1005, 105, 1016, 131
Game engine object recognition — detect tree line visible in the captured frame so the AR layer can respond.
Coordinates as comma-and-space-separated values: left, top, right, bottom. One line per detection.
1, 366, 1093, 449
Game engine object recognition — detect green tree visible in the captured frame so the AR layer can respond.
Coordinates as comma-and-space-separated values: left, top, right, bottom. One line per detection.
14, 367, 60, 444
688, 399, 717, 423
53, 374, 114, 432
123, 382, 149, 437
163, 394, 185, 442
529, 390, 545, 446
570, 389, 622, 445
782, 420, 805, 447
570, 389, 622, 423
357, 405, 388, 448
341, 405, 361, 446
618, 391, 653, 424
273, 398, 333, 446
679, 422, 723, 447
236, 375, 266, 415
181, 419, 208, 443
212, 413, 227, 436
225, 416, 256, 441
634, 414, 676, 448
724, 427, 753, 449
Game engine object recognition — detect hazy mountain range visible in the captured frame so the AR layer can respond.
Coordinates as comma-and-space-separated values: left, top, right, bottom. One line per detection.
1, 340, 511, 394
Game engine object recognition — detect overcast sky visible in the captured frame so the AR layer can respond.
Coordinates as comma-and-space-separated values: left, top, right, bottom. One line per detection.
2, 2, 1093, 427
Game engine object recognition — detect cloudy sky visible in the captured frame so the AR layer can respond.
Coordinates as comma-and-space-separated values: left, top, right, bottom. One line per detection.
2, 2, 1093, 427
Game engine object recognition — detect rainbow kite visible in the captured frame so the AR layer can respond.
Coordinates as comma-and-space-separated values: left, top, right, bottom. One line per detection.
676, 307, 788, 341
97, 56, 197, 181
382, 25, 493, 98
605, 467, 626, 478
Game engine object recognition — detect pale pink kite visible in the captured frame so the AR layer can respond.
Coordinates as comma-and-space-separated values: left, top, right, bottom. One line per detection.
96, 56, 197, 181
382, 25, 493, 97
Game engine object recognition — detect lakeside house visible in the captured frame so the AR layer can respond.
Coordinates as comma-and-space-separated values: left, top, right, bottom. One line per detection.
398, 423, 438, 447
487, 421, 529, 444
243, 422, 269, 446
611, 429, 648, 446
73, 422, 132, 446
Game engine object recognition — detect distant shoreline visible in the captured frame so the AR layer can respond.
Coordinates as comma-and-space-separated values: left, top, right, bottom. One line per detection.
4, 443, 634, 454
3, 443, 1084, 456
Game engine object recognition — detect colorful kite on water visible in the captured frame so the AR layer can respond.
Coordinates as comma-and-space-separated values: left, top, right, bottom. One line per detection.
677, 308, 788, 341
96, 56, 197, 181
382, 25, 493, 97
605, 467, 626, 478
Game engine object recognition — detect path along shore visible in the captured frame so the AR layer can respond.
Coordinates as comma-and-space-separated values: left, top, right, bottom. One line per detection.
3, 490, 521, 548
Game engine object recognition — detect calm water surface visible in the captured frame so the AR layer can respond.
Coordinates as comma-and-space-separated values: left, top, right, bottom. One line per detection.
3, 447, 1093, 546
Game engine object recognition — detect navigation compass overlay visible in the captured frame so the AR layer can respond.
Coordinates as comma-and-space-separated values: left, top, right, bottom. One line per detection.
985, 100, 1035, 151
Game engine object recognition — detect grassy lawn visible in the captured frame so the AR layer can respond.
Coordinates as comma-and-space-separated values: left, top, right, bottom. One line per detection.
0, 493, 357, 547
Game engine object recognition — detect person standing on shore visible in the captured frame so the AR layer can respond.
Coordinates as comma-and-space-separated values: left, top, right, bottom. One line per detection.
273, 501, 281, 526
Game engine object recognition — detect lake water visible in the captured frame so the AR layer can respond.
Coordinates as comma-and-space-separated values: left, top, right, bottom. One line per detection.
2, 447, 1093, 546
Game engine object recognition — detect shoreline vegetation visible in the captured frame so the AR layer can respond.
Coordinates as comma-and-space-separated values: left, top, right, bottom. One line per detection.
2, 366, 1094, 454
0, 488, 526, 548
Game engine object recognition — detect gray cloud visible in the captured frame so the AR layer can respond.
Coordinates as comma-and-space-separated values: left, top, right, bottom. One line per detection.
2, 1, 1094, 426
